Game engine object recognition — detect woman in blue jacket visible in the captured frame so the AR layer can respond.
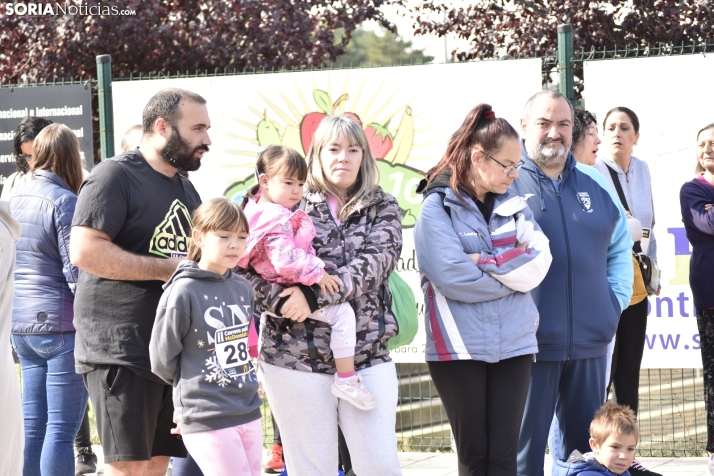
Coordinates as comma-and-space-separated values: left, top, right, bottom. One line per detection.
415, 104, 552, 475
10, 123, 87, 476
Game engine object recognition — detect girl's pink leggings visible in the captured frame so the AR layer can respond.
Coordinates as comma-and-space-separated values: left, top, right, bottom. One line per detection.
181, 418, 263, 476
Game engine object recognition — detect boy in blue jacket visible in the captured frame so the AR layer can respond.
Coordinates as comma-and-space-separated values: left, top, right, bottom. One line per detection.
513, 90, 634, 476
554, 402, 636, 476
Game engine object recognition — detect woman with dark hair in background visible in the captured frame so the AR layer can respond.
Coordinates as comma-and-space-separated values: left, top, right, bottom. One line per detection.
571, 109, 601, 166
1, 116, 53, 200
680, 123, 714, 476
593, 107, 658, 419
10, 123, 88, 476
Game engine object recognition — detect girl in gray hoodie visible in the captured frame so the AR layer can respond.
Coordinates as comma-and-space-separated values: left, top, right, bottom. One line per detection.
150, 198, 262, 476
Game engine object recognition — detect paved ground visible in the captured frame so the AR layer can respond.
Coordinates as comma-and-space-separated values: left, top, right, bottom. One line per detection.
398, 452, 710, 475
88, 446, 710, 475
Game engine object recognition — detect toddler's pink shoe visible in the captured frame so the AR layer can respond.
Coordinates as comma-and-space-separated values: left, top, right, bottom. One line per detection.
331, 374, 377, 411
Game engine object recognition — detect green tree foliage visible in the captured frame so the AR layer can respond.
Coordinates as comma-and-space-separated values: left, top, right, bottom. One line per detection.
333, 28, 434, 67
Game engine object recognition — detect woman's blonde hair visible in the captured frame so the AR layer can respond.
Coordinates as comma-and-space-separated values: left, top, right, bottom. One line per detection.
187, 198, 249, 262
305, 115, 379, 220
696, 124, 714, 174
31, 124, 84, 194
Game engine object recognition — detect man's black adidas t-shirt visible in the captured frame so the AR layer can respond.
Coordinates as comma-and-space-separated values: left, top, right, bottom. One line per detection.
72, 150, 201, 380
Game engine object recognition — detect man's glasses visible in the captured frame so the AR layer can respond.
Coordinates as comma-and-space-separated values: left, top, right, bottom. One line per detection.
478, 151, 524, 175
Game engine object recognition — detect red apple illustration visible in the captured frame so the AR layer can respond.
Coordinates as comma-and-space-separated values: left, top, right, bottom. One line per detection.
364, 122, 393, 159
300, 112, 326, 155
300, 91, 362, 154
344, 112, 362, 126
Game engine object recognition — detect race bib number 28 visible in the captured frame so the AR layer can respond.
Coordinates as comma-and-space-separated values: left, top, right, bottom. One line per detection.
215, 323, 253, 378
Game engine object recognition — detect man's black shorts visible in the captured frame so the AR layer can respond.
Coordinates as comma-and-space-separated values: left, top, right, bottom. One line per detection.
83, 364, 187, 463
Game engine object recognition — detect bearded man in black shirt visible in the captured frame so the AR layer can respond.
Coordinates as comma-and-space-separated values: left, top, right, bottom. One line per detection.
70, 88, 210, 476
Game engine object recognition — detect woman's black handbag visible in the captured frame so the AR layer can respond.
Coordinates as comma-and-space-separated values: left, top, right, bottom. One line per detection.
636, 252, 660, 296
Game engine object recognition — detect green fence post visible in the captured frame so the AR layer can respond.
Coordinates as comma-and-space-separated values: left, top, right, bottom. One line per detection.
96, 54, 114, 160
557, 24, 575, 101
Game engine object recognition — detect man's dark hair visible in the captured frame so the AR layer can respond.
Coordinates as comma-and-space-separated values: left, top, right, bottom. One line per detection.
142, 88, 207, 134
572, 109, 597, 149
13, 116, 53, 174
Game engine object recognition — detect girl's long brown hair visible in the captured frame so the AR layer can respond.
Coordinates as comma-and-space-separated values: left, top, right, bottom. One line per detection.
31, 124, 84, 194
425, 104, 518, 203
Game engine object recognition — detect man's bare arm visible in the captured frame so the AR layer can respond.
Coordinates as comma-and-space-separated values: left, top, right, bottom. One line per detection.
70, 225, 181, 282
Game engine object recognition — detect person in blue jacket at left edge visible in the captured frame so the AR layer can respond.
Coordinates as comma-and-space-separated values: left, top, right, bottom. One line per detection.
512, 90, 633, 476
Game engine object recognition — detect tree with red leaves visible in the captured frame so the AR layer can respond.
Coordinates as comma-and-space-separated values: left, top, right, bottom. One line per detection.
0, 0, 395, 84
402, 0, 714, 93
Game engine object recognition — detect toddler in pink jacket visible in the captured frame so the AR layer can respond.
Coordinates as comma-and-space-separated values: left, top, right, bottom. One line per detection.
237, 146, 376, 411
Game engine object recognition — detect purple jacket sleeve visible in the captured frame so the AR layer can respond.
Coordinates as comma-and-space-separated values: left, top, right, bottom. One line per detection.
681, 181, 714, 235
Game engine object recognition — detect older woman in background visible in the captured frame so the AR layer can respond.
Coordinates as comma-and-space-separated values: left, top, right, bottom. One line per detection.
680, 123, 714, 476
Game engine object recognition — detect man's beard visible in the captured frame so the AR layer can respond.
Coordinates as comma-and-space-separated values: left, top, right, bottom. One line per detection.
529, 138, 570, 170
158, 125, 208, 172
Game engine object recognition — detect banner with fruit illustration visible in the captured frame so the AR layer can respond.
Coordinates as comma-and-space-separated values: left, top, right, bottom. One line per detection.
112, 60, 543, 362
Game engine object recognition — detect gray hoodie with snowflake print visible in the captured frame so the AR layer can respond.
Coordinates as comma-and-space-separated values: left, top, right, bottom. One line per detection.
149, 260, 261, 434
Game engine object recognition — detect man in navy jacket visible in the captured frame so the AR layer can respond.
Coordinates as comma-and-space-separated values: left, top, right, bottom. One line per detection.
512, 90, 633, 476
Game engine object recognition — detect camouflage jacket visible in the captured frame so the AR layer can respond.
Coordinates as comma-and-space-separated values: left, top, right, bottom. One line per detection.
239, 186, 403, 374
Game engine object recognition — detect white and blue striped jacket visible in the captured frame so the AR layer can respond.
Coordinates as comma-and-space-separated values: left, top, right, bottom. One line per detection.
415, 181, 551, 363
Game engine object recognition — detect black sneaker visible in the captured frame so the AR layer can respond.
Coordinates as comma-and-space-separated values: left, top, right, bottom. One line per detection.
75, 447, 98, 476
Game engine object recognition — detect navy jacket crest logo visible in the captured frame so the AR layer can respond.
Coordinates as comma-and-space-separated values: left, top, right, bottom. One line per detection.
577, 192, 593, 212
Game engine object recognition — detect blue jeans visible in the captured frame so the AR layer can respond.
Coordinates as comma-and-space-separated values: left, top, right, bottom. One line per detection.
12, 333, 88, 476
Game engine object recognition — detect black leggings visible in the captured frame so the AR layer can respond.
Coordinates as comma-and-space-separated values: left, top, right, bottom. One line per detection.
429, 355, 532, 476
74, 405, 91, 448
696, 309, 714, 452
608, 297, 648, 415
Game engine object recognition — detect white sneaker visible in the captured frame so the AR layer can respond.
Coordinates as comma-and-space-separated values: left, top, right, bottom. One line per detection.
331, 374, 377, 411
708, 454, 714, 476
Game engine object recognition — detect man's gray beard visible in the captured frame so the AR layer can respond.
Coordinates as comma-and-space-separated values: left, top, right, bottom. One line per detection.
531, 143, 569, 170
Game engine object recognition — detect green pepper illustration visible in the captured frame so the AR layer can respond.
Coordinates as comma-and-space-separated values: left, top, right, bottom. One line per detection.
223, 175, 257, 205
377, 159, 423, 228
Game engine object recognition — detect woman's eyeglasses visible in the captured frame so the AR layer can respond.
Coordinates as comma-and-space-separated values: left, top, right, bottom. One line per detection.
479, 151, 524, 175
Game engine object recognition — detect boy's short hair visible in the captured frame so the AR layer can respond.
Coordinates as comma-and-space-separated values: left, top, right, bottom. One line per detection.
590, 402, 639, 443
